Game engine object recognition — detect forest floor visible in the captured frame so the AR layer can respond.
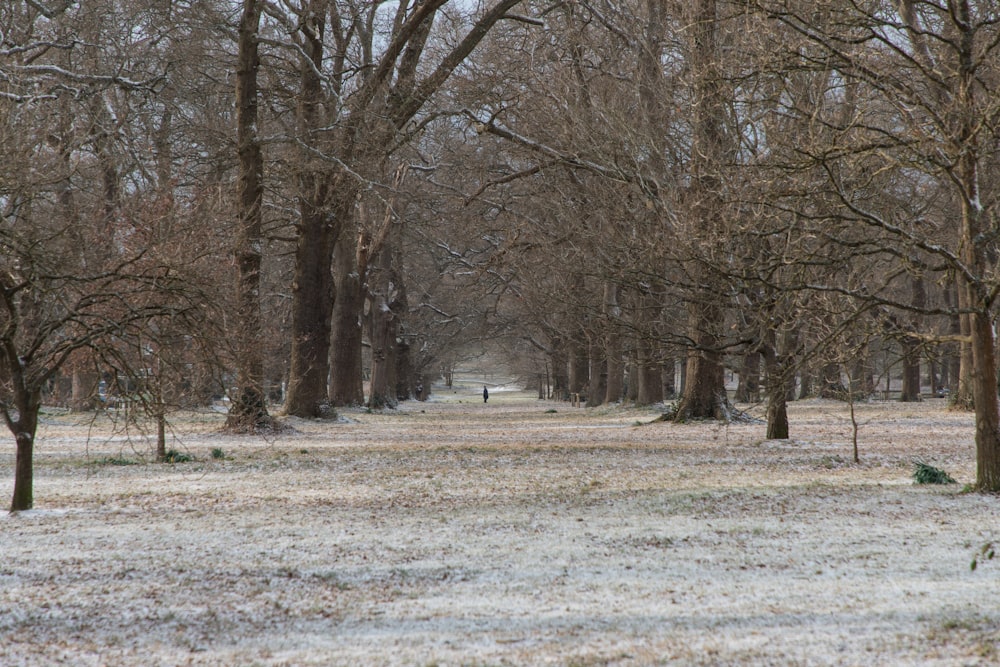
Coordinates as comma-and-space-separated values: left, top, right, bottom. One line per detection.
2, 380, 999, 666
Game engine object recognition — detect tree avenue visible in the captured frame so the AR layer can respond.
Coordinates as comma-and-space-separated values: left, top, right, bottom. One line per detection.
3, 0, 1000, 511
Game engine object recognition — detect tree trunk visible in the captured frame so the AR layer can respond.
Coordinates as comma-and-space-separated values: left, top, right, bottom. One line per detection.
735, 351, 761, 403
900, 338, 922, 402
954, 278, 974, 409
567, 339, 589, 397
970, 306, 1000, 490
674, 0, 728, 422
550, 340, 569, 401
603, 283, 624, 404
227, 0, 270, 431
763, 335, 791, 440
900, 275, 925, 402
675, 301, 727, 421
636, 339, 663, 405
286, 9, 336, 419
819, 362, 844, 399
10, 390, 41, 512
330, 231, 366, 406
285, 212, 335, 417
586, 337, 606, 408
368, 243, 400, 410
70, 369, 100, 412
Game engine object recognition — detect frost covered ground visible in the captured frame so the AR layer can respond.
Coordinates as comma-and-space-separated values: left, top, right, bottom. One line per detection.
2, 383, 999, 666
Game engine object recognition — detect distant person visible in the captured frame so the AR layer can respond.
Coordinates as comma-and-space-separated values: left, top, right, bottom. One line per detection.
483, 385, 489, 403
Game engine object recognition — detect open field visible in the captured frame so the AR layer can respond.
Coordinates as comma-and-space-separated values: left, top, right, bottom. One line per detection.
2, 384, 999, 666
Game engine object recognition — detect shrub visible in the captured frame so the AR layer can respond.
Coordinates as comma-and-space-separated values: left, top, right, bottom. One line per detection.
164, 449, 193, 463
912, 461, 956, 485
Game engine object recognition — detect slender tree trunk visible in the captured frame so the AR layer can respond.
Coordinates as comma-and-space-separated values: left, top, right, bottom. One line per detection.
227, 0, 270, 431
955, 283, 975, 409
900, 275, 925, 402
604, 283, 624, 404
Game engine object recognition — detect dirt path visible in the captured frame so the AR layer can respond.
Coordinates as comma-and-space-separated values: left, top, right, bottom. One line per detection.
2, 389, 999, 665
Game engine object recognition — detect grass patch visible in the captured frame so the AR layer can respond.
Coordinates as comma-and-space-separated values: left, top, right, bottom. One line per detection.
95, 456, 139, 466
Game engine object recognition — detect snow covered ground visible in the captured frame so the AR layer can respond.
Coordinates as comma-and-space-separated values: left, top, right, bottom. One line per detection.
2, 388, 999, 665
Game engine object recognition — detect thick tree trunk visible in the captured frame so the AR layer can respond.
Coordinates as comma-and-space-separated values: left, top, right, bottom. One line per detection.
330, 232, 366, 406
567, 339, 589, 397
368, 244, 399, 410
227, 0, 270, 431
763, 345, 790, 440
71, 369, 100, 412
900, 338, 922, 402
674, 0, 729, 422
286, 10, 336, 419
285, 215, 335, 416
735, 352, 761, 403
675, 301, 727, 421
636, 339, 664, 405
970, 306, 1000, 490
10, 390, 41, 512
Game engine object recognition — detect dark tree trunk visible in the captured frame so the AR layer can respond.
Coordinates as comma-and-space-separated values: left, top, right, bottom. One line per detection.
604, 283, 624, 404
734, 351, 761, 403
900, 275, 925, 402
819, 363, 844, 399
285, 199, 337, 417
330, 232, 366, 406
675, 300, 728, 421
762, 327, 792, 439
550, 340, 569, 401
636, 339, 664, 405
944, 279, 961, 395
368, 243, 400, 408
286, 12, 336, 418
900, 338, 922, 402
567, 339, 589, 397
9, 388, 41, 512
673, 0, 729, 422
664, 358, 679, 399
586, 337, 607, 408
227, 0, 271, 431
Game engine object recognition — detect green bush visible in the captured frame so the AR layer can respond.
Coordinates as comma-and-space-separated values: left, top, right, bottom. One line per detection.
164, 449, 193, 463
912, 461, 955, 485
